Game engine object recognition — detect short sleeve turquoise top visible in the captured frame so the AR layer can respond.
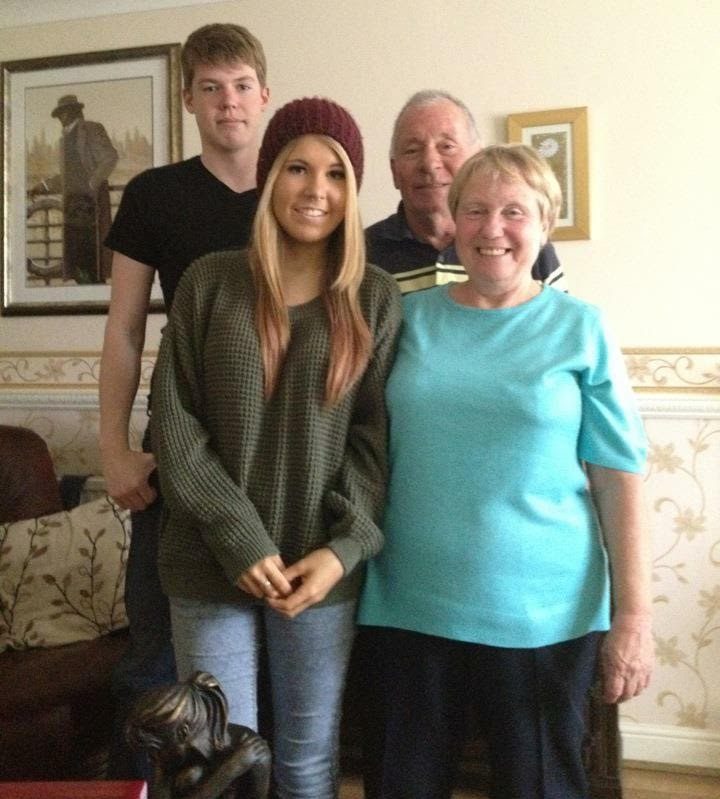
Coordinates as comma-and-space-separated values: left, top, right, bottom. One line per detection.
358, 285, 647, 648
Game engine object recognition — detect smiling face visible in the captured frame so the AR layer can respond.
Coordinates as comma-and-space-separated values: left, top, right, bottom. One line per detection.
390, 99, 479, 222
270, 134, 348, 254
454, 172, 548, 302
183, 60, 269, 156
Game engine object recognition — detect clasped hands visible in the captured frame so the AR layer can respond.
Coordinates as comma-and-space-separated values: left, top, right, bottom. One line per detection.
237, 549, 344, 619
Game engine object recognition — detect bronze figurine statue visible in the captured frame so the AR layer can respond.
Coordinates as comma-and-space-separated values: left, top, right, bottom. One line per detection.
126, 671, 271, 799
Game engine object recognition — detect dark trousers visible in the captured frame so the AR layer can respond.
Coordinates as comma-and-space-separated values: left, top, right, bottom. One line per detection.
108, 496, 177, 780
368, 627, 600, 799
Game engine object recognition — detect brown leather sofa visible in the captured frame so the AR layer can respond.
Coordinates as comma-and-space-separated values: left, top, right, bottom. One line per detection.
0, 425, 128, 780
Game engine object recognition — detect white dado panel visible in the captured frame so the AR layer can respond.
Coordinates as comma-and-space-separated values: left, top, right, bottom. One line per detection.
1, 350, 719, 769
619, 397, 720, 769
0, 390, 147, 475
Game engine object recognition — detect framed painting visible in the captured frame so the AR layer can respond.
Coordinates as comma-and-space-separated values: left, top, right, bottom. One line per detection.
507, 106, 589, 241
1, 43, 182, 315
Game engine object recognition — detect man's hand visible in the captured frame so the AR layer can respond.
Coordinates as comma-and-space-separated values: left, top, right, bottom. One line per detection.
102, 448, 157, 511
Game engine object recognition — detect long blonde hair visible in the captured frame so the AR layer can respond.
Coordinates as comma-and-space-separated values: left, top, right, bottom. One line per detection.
249, 135, 371, 406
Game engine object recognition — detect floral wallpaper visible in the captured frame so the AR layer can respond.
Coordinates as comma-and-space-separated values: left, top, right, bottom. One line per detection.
621, 411, 720, 736
1, 348, 719, 764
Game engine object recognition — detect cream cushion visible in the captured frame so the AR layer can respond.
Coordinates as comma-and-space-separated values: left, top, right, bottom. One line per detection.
0, 495, 130, 651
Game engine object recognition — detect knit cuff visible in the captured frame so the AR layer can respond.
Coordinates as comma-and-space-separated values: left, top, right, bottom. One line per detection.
327, 536, 364, 577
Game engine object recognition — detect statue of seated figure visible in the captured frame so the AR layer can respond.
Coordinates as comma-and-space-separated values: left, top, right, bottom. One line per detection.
126, 671, 271, 799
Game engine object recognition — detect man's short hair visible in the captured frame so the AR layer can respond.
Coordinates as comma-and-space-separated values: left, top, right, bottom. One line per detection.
181, 23, 267, 89
390, 90, 479, 158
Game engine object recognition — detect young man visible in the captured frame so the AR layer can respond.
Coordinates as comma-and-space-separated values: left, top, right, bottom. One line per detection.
365, 89, 566, 293
99, 23, 269, 779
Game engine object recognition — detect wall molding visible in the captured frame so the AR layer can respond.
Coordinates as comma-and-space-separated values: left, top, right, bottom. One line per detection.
0, 391, 144, 412
638, 397, 720, 419
621, 722, 720, 772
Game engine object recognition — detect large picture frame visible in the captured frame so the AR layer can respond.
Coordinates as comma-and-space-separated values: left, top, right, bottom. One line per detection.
507, 106, 589, 241
1, 44, 182, 315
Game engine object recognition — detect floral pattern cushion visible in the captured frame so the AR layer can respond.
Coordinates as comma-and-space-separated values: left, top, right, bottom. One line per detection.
0, 495, 130, 651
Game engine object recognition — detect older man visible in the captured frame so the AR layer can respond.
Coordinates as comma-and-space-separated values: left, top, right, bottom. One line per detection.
366, 89, 566, 293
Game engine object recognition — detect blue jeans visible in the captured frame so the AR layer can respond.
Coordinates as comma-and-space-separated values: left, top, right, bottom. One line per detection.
108, 495, 177, 780
170, 596, 356, 799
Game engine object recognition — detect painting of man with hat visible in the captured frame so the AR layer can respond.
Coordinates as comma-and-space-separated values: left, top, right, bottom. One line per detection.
30, 92, 118, 284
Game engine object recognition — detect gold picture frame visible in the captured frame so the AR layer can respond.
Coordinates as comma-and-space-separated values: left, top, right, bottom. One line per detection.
1, 44, 182, 315
507, 106, 589, 241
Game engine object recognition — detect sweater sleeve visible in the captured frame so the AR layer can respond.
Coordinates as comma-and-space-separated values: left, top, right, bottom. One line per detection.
151, 264, 280, 585
324, 271, 403, 575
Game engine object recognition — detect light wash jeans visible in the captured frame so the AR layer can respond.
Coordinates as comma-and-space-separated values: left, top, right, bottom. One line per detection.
170, 596, 356, 799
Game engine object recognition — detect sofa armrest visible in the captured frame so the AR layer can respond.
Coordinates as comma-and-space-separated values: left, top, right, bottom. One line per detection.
0, 425, 64, 523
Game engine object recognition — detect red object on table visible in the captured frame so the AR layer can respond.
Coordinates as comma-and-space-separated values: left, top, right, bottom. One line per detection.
0, 783, 147, 799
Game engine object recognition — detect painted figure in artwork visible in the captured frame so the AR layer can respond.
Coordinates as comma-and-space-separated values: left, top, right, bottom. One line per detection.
29, 93, 118, 284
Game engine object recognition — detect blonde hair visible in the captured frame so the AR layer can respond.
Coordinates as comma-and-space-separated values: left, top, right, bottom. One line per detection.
448, 144, 562, 235
249, 135, 371, 406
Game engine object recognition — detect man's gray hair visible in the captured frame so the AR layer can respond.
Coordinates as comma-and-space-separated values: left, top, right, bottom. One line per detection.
390, 89, 480, 158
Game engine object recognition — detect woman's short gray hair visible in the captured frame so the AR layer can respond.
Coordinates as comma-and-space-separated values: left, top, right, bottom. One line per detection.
448, 144, 562, 234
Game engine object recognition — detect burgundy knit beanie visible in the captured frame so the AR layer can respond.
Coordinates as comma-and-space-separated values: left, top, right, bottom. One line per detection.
256, 97, 364, 194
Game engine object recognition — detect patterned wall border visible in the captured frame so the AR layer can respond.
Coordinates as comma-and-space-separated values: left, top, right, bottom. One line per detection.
625, 348, 720, 394
0, 351, 155, 391
1, 349, 719, 394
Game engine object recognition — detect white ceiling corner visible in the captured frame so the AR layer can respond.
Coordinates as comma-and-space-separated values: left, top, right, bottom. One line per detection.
0, 0, 231, 30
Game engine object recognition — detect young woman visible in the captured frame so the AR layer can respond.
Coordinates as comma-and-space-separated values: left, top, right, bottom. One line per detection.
150, 97, 402, 798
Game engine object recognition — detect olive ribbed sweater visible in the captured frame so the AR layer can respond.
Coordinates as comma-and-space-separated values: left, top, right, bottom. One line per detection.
151, 250, 402, 606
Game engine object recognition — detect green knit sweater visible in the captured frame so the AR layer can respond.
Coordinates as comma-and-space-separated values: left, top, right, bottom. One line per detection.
151, 250, 402, 606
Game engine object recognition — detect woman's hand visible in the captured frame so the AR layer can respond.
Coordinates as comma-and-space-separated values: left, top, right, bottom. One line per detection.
266, 548, 344, 619
601, 611, 654, 704
236, 555, 291, 600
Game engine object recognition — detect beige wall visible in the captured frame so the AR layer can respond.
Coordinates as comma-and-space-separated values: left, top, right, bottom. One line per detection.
1, 0, 718, 349
1, 0, 719, 771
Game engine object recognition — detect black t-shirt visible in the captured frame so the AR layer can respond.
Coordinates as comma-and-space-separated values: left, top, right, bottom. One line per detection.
105, 156, 258, 311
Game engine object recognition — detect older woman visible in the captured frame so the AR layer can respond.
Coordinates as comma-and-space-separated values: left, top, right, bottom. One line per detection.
358, 144, 653, 799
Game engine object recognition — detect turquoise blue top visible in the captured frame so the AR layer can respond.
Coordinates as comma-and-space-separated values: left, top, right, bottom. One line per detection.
358, 285, 647, 648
